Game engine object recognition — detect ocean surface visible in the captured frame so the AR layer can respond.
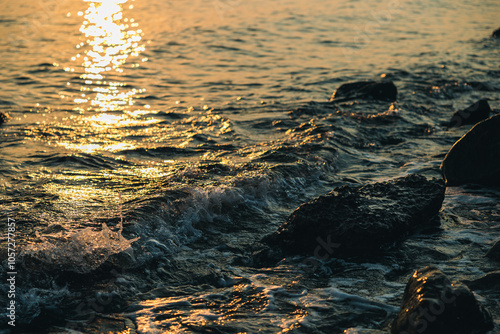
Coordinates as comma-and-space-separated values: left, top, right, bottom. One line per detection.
0, 0, 499, 332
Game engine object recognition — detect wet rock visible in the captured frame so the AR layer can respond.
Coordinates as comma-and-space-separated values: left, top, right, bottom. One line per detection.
467, 81, 497, 92
448, 99, 492, 128
262, 174, 445, 256
492, 27, 500, 38
485, 239, 500, 261
441, 114, 500, 186
330, 80, 398, 102
391, 266, 493, 334
463, 271, 500, 291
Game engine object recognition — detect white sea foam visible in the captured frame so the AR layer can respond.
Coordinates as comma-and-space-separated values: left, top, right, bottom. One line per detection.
20, 221, 139, 274
137, 165, 332, 259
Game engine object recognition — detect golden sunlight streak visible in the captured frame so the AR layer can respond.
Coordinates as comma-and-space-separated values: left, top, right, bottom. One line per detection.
58, 142, 135, 153
54, 112, 160, 153
74, 0, 145, 111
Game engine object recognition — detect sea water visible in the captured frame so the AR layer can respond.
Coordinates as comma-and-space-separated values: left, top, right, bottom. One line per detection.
0, 0, 499, 332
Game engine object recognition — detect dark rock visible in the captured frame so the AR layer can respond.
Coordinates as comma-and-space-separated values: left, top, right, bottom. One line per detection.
463, 271, 500, 290
493, 27, 500, 38
486, 239, 500, 261
330, 80, 398, 102
0, 111, 7, 124
262, 174, 445, 256
467, 81, 497, 92
448, 99, 492, 128
441, 115, 500, 186
391, 266, 493, 334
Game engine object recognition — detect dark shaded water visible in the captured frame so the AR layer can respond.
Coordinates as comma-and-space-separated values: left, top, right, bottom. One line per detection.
0, 0, 499, 332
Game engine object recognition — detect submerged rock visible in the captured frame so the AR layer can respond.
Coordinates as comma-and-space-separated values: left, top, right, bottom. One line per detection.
493, 27, 500, 38
448, 99, 492, 128
262, 174, 445, 256
467, 81, 497, 92
330, 80, 398, 102
391, 266, 493, 334
441, 114, 500, 186
486, 239, 500, 261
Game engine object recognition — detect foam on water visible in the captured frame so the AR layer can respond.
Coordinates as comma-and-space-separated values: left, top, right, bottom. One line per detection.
134, 162, 334, 258
20, 220, 138, 274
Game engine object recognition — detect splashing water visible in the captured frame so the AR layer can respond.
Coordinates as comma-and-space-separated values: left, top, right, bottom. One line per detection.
20, 202, 139, 274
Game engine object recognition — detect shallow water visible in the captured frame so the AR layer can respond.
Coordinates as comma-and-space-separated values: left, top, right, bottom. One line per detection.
0, 0, 499, 332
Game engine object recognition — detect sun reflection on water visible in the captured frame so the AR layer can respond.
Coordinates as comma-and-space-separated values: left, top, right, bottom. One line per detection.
57, 0, 159, 153
72, 0, 145, 112
54, 112, 161, 153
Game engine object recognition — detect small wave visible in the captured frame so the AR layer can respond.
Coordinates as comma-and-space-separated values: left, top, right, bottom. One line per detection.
313, 286, 399, 313
128, 159, 336, 266
33, 153, 123, 170
20, 220, 139, 274
27, 63, 61, 74
14, 76, 39, 85
208, 44, 242, 52
118, 146, 198, 157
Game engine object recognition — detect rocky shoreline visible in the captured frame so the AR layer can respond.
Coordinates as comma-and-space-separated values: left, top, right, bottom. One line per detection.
5, 27, 500, 332
8, 73, 499, 333
258, 79, 499, 333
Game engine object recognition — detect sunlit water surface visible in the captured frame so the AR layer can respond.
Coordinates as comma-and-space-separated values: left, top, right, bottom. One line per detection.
0, 0, 499, 332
